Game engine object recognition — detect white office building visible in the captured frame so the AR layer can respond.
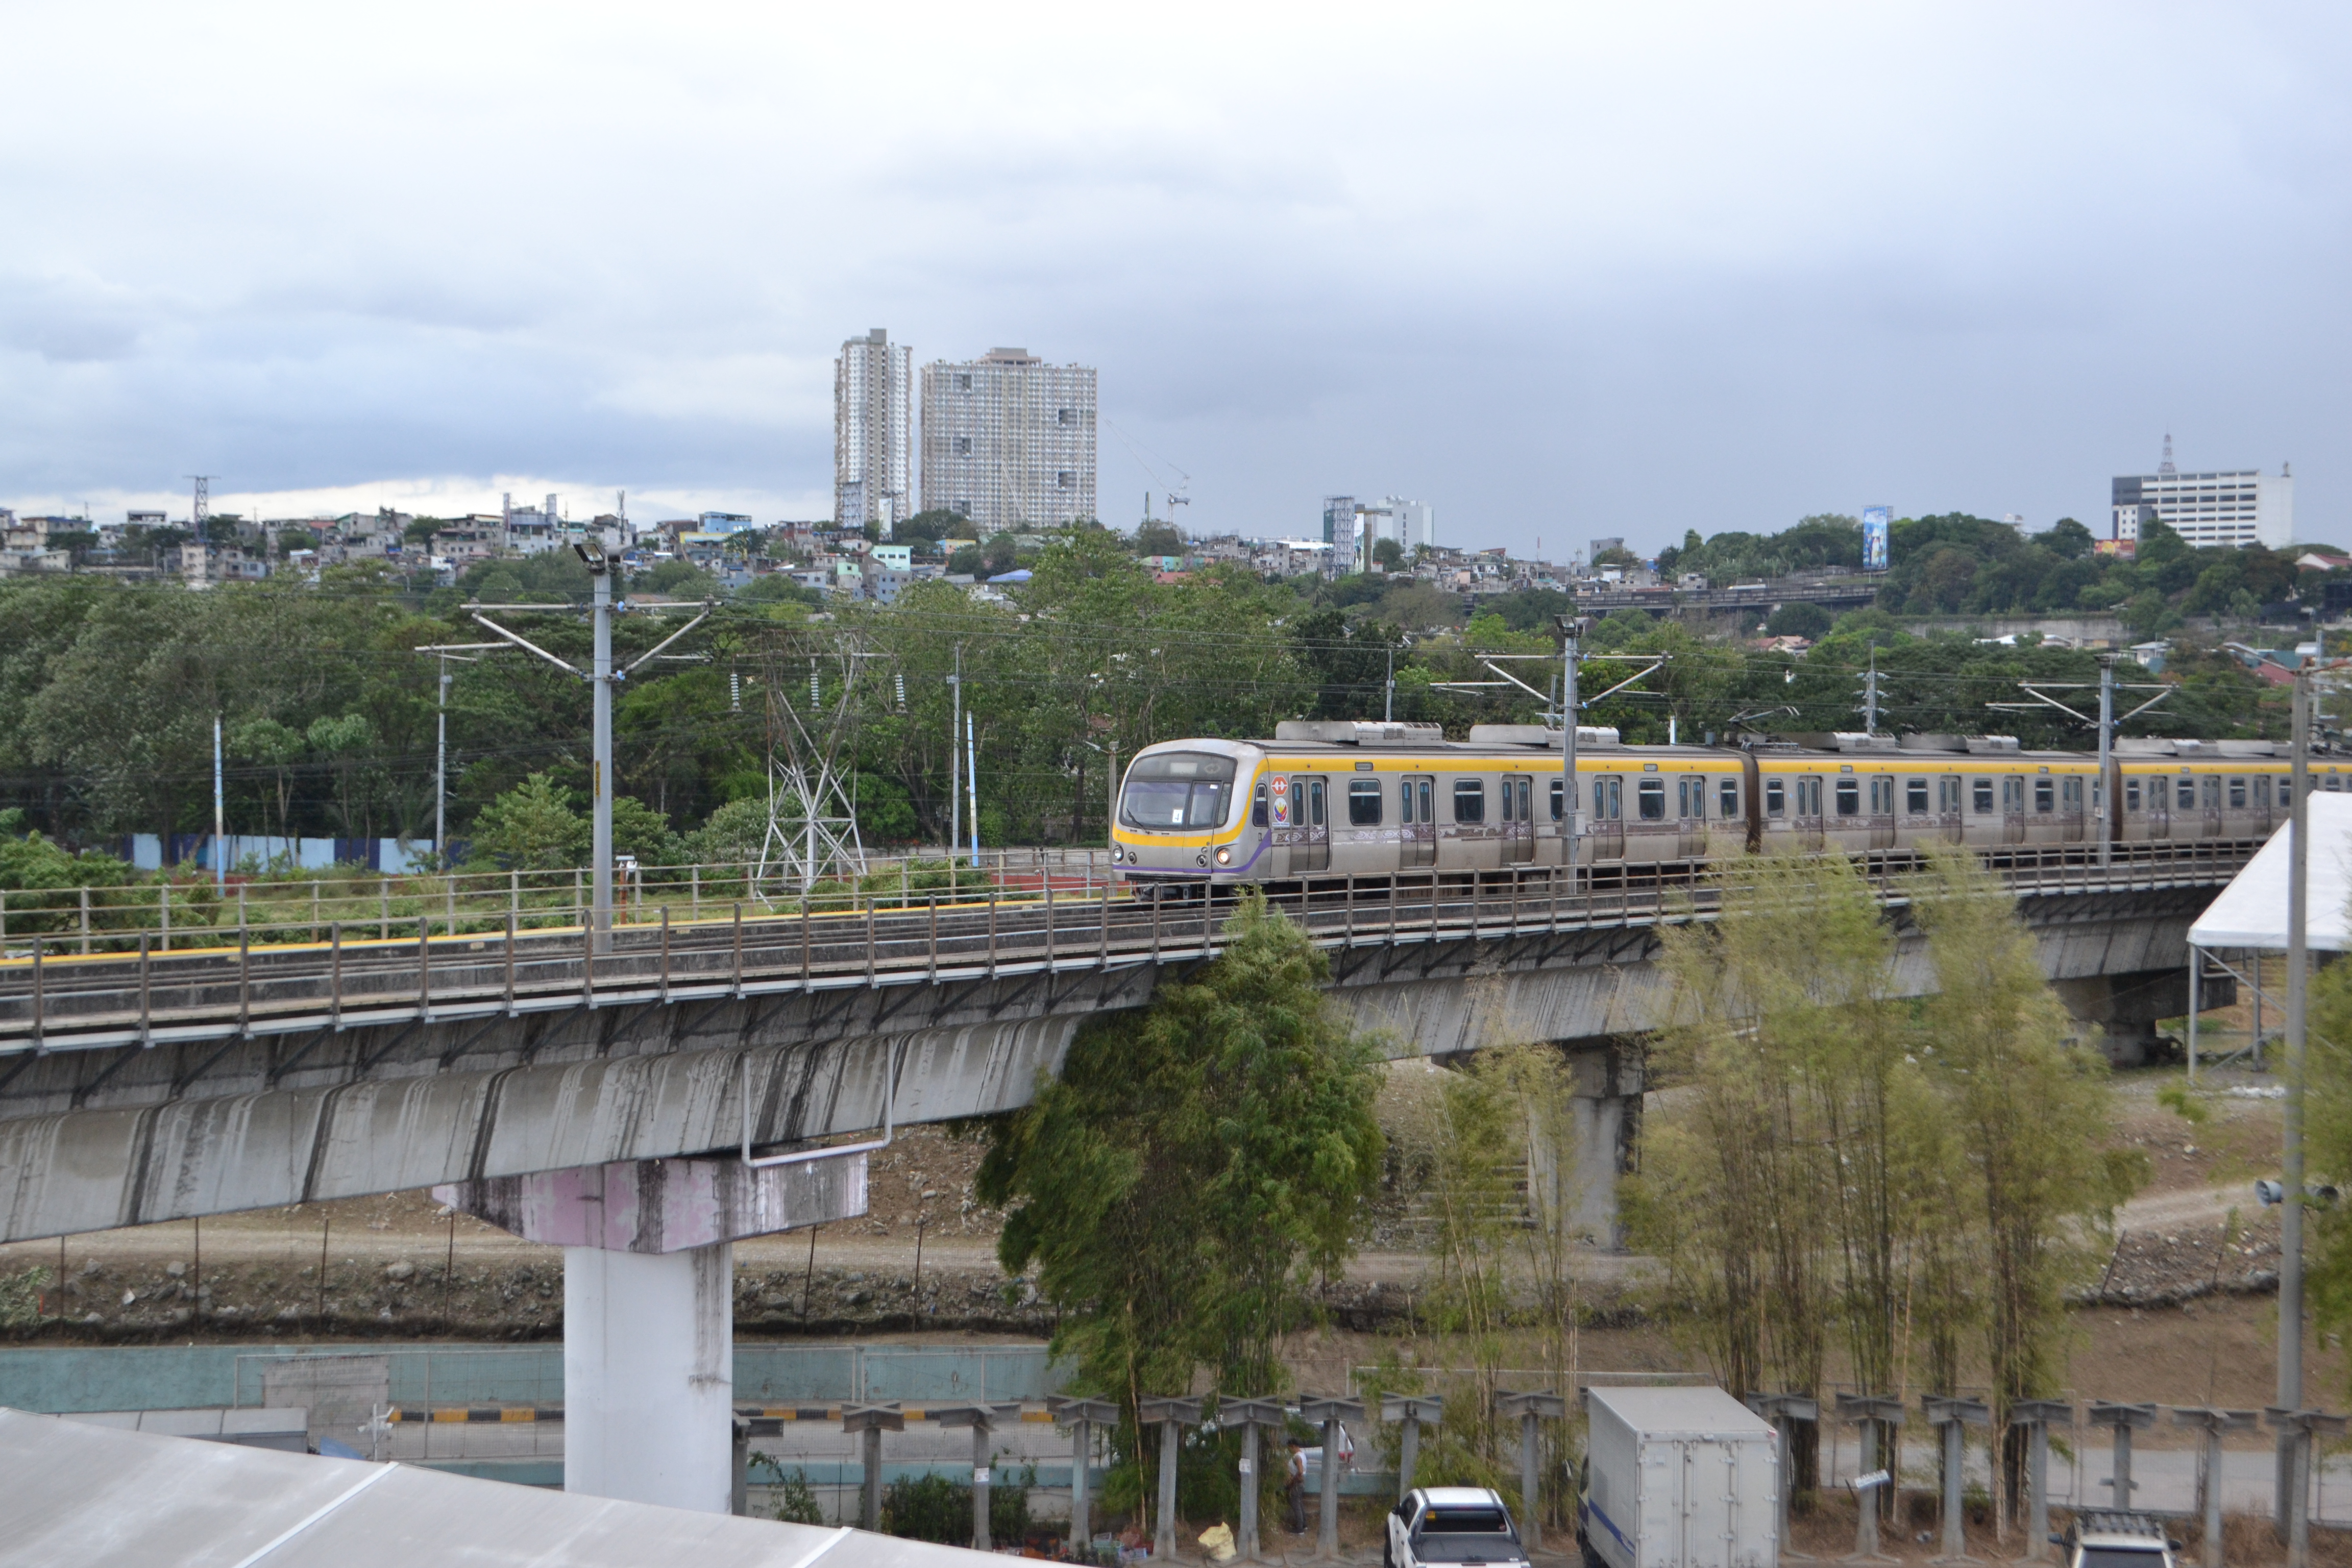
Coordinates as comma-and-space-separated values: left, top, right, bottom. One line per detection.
835, 329, 915, 535
1347, 495, 1435, 570
2111, 441, 2293, 550
919, 348, 1097, 531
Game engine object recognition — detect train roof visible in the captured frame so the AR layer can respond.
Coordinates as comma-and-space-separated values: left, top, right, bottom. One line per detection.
1134, 723, 2304, 763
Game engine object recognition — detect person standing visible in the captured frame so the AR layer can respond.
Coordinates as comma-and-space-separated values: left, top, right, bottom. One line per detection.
1285, 1437, 1308, 1535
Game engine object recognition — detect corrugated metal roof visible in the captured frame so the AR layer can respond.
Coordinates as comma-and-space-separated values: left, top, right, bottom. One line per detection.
0, 1407, 999, 1568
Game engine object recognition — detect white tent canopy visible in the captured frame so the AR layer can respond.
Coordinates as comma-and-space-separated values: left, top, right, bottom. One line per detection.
2187, 791, 2352, 953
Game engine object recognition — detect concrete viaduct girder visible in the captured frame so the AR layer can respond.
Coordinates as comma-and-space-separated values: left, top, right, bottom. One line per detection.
0, 860, 2237, 1244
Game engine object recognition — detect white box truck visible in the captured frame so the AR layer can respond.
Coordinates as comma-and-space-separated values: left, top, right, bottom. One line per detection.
1576, 1387, 1779, 1568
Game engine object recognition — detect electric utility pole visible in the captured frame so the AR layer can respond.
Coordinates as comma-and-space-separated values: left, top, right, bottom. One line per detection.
213, 715, 226, 892
2097, 658, 2115, 869
1556, 617, 1588, 876
1859, 647, 1881, 736
948, 645, 962, 863
2281, 658, 2313, 1539
413, 643, 505, 867
467, 552, 709, 949
1385, 643, 1395, 723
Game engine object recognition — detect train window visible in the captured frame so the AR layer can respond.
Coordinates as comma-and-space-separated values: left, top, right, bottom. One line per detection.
1253, 781, 1268, 827
2202, 776, 2220, 810
1797, 777, 1822, 816
1453, 779, 1485, 824
1907, 778, 1929, 815
1938, 776, 1961, 814
1720, 777, 1739, 818
2228, 776, 2246, 810
1498, 779, 1518, 823
2063, 777, 2082, 812
1308, 778, 1326, 827
1974, 778, 1994, 814
1766, 778, 1785, 817
2176, 776, 2195, 810
2328, 776, 2343, 793
1595, 776, 1623, 819
1678, 776, 1704, 818
1399, 779, 1415, 824
1550, 777, 1568, 820
2256, 776, 2272, 809
2125, 778, 2141, 813
1870, 777, 1893, 814
1348, 779, 1382, 826
1417, 777, 1434, 821
1637, 777, 1666, 820
1835, 778, 1860, 817
1513, 777, 1533, 823
2033, 778, 2053, 814
2002, 777, 2024, 813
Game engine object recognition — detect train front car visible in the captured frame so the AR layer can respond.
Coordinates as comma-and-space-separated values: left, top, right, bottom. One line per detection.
1110, 739, 1267, 893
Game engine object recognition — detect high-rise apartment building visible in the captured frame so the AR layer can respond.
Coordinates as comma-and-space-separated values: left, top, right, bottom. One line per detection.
835, 329, 914, 535
2110, 437, 2293, 550
919, 348, 1096, 531
1351, 496, 1435, 569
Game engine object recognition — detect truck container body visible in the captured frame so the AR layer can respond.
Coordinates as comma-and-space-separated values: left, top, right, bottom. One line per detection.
1579, 1387, 1779, 1568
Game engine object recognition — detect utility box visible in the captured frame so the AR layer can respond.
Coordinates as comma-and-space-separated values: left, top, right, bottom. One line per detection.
1577, 1387, 1779, 1568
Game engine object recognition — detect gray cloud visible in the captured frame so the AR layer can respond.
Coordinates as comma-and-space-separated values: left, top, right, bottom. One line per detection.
2, 2, 2347, 547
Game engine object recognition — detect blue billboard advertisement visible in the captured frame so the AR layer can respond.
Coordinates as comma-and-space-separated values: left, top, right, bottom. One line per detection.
1862, 506, 1891, 571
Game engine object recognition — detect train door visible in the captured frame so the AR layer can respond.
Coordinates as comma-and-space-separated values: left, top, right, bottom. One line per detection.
2132, 770, 2165, 841
2000, 775, 2026, 845
1792, 773, 1824, 851
1675, 773, 1708, 858
2199, 773, 2223, 840
1400, 774, 1436, 869
2254, 773, 2277, 836
2060, 775, 2085, 843
1867, 774, 1896, 850
1589, 774, 1625, 861
1292, 775, 1329, 872
1501, 774, 1534, 864
1935, 775, 1964, 845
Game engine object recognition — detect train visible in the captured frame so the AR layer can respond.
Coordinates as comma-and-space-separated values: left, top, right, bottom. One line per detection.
1107, 719, 2323, 890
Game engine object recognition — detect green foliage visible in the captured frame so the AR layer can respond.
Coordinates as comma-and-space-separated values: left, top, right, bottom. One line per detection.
1371, 536, 1405, 571
739, 574, 822, 606
898, 508, 963, 545
753, 1460, 824, 1524
461, 549, 590, 602
639, 558, 720, 598
467, 774, 591, 869
0, 1265, 48, 1328
1135, 521, 1185, 557
1763, 601, 1832, 639
876, 1465, 1036, 1546
1628, 848, 2140, 1494
978, 892, 1384, 1413
2156, 1084, 2211, 1125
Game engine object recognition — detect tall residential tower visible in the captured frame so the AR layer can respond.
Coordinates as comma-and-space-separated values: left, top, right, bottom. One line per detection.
835, 329, 914, 535
919, 348, 1096, 531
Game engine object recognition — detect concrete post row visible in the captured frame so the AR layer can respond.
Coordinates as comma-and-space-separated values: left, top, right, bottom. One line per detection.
2088, 1403, 2159, 1512
1921, 1397, 1989, 1564
1219, 1398, 1292, 1563
1834, 1394, 1905, 1562
1050, 1396, 1122, 1552
1139, 1398, 1204, 1564
2008, 1400, 2074, 1561
936, 1403, 1023, 1551
1496, 1391, 1568, 1554
1301, 1397, 1367, 1562
1743, 1393, 1819, 1561
1381, 1395, 1446, 1502
2170, 1407, 2259, 1568
2267, 1408, 2347, 1568
842, 1404, 906, 1532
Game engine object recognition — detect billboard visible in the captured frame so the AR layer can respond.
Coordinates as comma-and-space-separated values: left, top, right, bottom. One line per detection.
1861, 506, 1891, 571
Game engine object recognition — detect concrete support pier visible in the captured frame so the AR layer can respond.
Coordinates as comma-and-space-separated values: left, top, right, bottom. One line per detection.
565, 1241, 735, 1511
435, 1152, 869, 1514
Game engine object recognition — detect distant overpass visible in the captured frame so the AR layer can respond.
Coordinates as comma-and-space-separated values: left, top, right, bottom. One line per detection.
1575, 571, 1888, 617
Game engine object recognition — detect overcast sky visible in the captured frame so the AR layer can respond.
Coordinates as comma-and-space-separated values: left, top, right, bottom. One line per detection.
4, 2, 2346, 556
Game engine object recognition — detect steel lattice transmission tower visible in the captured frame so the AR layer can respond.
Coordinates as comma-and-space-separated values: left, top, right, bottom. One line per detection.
753, 639, 873, 898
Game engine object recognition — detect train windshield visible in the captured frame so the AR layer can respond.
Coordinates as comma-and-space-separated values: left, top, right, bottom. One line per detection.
1122, 752, 1237, 830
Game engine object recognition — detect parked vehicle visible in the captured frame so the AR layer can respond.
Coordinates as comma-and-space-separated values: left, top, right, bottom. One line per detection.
1385, 1486, 1529, 1568
1576, 1387, 1778, 1568
2055, 1511, 2179, 1568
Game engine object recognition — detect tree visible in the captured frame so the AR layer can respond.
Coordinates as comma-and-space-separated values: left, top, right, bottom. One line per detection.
1763, 601, 1831, 639
1590, 545, 1637, 569
1908, 846, 2142, 1513
977, 893, 1384, 1410
467, 773, 590, 869
1371, 536, 1405, 571
1135, 521, 1184, 557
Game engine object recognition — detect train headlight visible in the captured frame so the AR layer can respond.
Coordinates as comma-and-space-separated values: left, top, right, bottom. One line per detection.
1215, 846, 1232, 866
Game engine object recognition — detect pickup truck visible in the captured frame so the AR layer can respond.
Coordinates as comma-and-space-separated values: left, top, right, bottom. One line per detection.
2055, 1511, 2180, 1568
